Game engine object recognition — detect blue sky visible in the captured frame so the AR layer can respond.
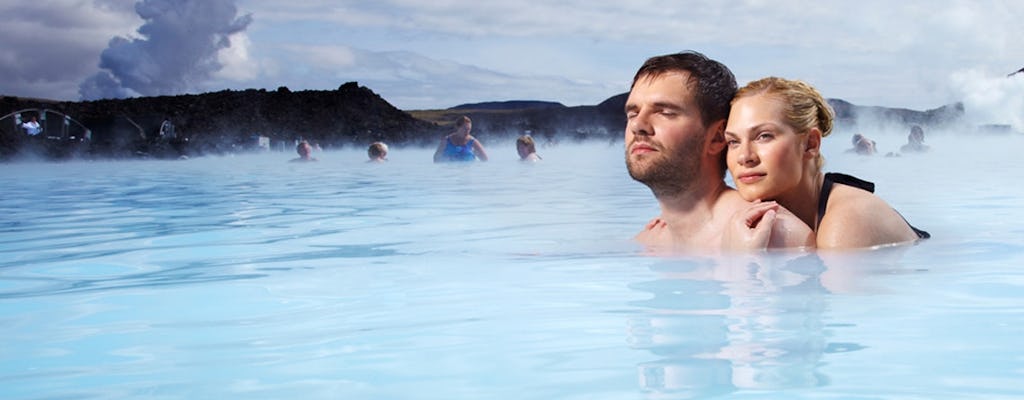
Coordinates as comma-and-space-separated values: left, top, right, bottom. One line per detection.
1, 0, 1022, 125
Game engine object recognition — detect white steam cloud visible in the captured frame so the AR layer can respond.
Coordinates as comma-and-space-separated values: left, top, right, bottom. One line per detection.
78, 0, 252, 100
950, 68, 1024, 130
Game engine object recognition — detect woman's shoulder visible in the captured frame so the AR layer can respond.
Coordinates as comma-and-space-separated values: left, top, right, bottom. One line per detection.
827, 183, 886, 210
817, 185, 916, 248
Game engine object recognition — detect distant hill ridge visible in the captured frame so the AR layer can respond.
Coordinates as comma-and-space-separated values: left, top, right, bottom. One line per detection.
450, 100, 566, 111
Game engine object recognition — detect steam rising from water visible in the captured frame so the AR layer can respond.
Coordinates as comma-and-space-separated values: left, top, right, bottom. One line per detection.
951, 68, 1024, 130
78, 0, 252, 100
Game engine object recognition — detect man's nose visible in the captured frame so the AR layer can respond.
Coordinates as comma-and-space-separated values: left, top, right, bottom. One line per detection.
629, 113, 653, 137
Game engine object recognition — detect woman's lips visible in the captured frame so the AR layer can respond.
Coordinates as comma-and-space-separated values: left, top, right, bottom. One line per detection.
736, 172, 765, 184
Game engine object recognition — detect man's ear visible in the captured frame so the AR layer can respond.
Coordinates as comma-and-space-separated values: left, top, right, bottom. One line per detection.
707, 120, 727, 154
805, 128, 822, 159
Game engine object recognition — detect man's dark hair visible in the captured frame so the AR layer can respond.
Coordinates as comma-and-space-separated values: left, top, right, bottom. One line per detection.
631, 51, 737, 127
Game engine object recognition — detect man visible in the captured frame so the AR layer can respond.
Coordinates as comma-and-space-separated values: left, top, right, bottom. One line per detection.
624, 51, 812, 252
367, 141, 389, 162
21, 116, 42, 136
289, 140, 318, 162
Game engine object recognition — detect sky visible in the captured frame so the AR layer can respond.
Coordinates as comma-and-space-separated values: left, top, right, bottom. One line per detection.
1, 0, 1022, 125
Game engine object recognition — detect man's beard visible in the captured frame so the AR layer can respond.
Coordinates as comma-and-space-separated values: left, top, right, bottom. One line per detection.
625, 137, 703, 198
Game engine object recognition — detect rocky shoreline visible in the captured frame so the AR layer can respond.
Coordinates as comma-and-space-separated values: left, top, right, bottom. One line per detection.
1, 82, 966, 161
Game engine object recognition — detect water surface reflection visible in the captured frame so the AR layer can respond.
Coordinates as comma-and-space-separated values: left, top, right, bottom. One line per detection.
626, 251, 905, 398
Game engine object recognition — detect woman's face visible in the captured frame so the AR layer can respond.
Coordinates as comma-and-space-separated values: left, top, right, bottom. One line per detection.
517, 141, 532, 158
724, 94, 809, 201
457, 122, 472, 136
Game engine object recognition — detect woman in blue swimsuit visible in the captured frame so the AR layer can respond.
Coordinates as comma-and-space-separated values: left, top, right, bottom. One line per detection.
433, 115, 489, 162
723, 77, 929, 249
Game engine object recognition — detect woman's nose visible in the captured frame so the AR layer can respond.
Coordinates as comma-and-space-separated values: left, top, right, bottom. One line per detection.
736, 144, 757, 165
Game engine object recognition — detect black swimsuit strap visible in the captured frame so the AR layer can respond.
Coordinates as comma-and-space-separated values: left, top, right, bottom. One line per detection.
816, 173, 874, 230
816, 172, 929, 239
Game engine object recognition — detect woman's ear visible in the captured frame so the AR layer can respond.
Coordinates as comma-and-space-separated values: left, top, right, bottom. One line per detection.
707, 120, 728, 154
805, 128, 822, 159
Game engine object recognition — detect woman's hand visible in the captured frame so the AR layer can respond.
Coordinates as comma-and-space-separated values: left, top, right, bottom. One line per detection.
723, 200, 780, 251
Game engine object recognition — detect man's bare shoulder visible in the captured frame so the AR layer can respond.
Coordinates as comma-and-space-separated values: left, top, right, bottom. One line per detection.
712, 189, 751, 219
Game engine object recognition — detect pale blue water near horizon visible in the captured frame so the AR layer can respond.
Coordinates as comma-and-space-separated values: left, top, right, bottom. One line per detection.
1, 131, 1023, 399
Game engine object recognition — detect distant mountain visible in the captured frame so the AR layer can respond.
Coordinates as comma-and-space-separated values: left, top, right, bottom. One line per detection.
450, 100, 567, 111
828, 99, 965, 131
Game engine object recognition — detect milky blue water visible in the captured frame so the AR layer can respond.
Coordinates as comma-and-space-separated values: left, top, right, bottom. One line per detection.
1, 133, 1022, 399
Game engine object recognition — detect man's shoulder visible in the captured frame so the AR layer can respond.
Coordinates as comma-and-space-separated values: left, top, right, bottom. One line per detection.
713, 188, 749, 213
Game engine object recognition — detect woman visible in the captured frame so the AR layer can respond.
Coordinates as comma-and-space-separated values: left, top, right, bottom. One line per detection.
516, 134, 541, 161
723, 77, 929, 249
433, 115, 488, 162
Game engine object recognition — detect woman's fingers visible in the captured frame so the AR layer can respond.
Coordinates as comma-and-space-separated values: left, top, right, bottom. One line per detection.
742, 201, 779, 228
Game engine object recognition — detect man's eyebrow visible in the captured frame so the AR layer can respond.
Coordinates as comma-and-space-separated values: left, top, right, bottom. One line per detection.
625, 100, 686, 114
651, 101, 684, 111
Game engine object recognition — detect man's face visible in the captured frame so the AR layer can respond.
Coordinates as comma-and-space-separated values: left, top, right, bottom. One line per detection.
624, 71, 709, 196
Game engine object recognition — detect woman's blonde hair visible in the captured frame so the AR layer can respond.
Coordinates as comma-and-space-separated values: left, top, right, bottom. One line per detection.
734, 77, 834, 170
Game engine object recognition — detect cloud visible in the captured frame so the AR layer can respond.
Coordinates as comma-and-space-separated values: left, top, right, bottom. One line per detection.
258, 45, 622, 109
0, 1, 137, 100
78, 0, 253, 100
213, 32, 260, 82
237, 0, 1024, 111
951, 68, 1024, 129
4, 0, 1024, 111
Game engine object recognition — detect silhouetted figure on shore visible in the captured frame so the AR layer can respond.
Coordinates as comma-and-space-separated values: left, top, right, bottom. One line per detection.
21, 116, 41, 136
159, 118, 175, 138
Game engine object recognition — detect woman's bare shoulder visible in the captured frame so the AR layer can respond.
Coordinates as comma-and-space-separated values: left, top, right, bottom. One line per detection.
817, 186, 917, 249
